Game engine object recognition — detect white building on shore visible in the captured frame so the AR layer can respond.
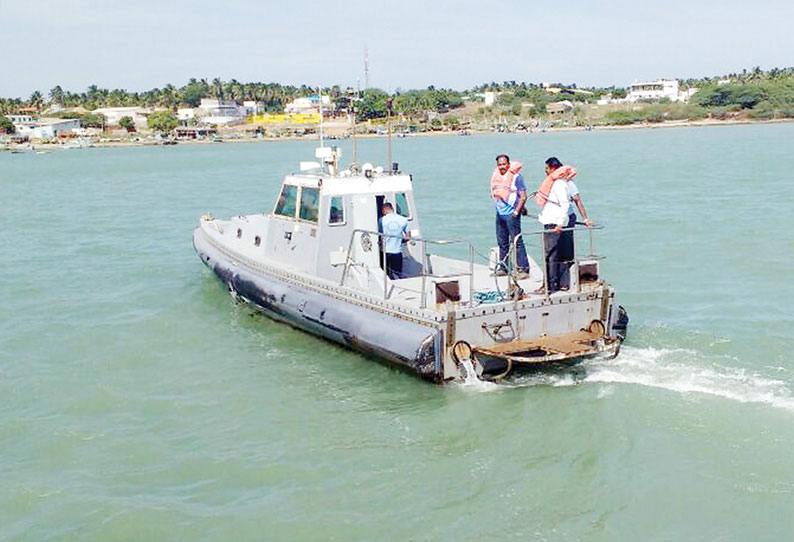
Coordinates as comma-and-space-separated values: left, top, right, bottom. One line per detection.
177, 108, 196, 122
243, 100, 265, 115
12, 117, 81, 139
93, 106, 150, 129
7, 114, 36, 124
626, 79, 697, 103
596, 79, 699, 105
284, 95, 331, 115
197, 98, 244, 125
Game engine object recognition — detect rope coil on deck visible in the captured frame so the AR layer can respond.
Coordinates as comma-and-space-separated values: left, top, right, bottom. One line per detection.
472, 290, 506, 305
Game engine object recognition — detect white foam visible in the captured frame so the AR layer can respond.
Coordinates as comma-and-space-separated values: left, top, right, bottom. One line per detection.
456, 345, 794, 413
501, 371, 581, 389
583, 346, 794, 412
454, 358, 500, 393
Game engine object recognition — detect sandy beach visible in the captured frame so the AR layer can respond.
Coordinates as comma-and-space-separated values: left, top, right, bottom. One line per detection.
3, 117, 793, 153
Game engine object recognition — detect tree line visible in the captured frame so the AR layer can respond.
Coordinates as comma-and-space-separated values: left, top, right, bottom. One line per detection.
2, 67, 794, 129
1, 79, 314, 113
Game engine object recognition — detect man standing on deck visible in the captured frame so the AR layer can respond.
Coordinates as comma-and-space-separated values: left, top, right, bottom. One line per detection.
379, 202, 410, 279
490, 154, 530, 278
537, 159, 573, 293
541, 157, 594, 291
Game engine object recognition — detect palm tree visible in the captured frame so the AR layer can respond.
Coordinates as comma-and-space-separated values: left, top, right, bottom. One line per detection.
159, 84, 178, 109
49, 85, 65, 106
87, 84, 101, 104
142, 90, 158, 108
108, 88, 129, 107
211, 78, 224, 100
28, 90, 44, 110
224, 79, 243, 102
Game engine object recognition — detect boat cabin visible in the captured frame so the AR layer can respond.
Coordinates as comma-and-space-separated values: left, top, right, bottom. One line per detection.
265, 167, 425, 283
219, 148, 425, 288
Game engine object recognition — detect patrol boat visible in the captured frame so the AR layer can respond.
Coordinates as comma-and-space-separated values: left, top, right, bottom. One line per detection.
193, 147, 628, 383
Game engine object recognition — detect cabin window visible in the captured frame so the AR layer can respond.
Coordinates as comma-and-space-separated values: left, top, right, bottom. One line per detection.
395, 192, 411, 218
274, 184, 298, 218
329, 196, 345, 225
299, 187, 319, 222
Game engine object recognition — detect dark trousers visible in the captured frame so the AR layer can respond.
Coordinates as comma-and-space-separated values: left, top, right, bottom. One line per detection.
558, 213, 576, 288
495, 214, 529, 272
385, 252, 403, 279
543, 214, 576, 291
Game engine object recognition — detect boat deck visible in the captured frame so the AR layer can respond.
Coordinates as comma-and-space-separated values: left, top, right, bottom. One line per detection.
474, 329, 619, 365
387, 272, 546, 307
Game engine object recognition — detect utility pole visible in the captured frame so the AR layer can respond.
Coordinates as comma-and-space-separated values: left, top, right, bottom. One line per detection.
318, 86, 323, 148
351, 81, 359, 167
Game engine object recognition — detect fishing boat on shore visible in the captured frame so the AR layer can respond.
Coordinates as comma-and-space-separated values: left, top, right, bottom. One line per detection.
193, 146, 628, 382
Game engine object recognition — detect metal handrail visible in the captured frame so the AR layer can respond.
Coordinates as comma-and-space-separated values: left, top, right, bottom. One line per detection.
520, 223, 605, 296
340, 224, 606, 305
339, 228, 477, 308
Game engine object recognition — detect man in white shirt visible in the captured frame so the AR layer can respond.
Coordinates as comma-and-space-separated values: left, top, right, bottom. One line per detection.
537, 159, 573, 293
541, 157, 595, 292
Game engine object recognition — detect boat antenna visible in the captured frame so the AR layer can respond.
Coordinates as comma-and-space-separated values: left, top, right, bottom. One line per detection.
364, 45, 369, 90
386, 98, 392, 173
318, 86, 324, 149
352, 81, 359, 168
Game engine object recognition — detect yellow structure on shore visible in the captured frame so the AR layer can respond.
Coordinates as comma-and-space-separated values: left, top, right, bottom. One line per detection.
249, 113, 320, 124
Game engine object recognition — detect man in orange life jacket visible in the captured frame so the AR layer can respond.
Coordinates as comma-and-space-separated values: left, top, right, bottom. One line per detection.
537, 156, 593, 292
490, 154, 529, 278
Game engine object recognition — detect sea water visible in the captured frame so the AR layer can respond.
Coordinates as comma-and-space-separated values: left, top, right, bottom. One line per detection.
1, 124, 793, 541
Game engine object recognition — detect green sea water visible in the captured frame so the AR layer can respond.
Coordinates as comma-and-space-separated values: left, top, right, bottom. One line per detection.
2, 125, 793, 541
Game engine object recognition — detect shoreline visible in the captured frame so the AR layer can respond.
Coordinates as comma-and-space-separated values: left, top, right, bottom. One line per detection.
3, 117, 793, 152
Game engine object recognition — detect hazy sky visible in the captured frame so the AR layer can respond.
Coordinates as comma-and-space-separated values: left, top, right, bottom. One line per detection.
3, 0, 792, 98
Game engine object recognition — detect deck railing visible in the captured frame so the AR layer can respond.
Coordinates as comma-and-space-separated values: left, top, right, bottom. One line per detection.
340, 229, 475, 309
521, 223, 605, 301
339, 224, 605, 307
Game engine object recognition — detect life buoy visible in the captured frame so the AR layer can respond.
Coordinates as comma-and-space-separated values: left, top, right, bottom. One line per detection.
534, 164, 577, 206
490, 161, 523, 201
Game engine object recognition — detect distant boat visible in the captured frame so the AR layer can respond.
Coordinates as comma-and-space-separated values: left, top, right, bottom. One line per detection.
63, 137, 94, 149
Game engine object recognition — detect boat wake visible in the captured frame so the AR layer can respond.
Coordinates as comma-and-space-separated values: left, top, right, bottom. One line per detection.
581, 346, 794, 412
496, 346, 794, 412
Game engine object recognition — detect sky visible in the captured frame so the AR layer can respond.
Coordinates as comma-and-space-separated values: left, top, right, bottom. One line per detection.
3, 0, 793, 98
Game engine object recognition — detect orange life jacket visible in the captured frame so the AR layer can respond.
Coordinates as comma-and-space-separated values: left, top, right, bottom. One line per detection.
534, 165, 577, 206
490, 161, 523, 201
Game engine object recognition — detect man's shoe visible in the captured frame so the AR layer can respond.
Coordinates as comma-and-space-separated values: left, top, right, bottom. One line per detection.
492, 268, 508, 277
515, 270, 530, 280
